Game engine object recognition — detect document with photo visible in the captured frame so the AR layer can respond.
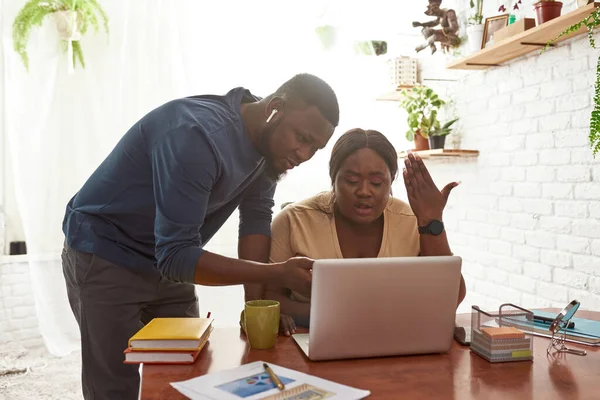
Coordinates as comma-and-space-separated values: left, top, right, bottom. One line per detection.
170, 361, 370, 400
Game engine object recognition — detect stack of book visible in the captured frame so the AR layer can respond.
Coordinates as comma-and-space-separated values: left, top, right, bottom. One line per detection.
123, 317, 213, 365
471, 326, 533, 363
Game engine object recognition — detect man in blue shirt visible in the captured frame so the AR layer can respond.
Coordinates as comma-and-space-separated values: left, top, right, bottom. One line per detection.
62, 73, 339, 400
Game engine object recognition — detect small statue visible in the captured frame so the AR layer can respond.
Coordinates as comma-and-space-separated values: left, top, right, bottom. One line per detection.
413, 0, 460, 54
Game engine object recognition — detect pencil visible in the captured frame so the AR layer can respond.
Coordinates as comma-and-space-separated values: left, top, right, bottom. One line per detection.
263, 363, 285, 390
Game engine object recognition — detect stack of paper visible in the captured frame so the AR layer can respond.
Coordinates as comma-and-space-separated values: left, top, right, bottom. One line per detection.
471, 327, 533, 363
171, 361, 371, 399
123, 317, 213, 364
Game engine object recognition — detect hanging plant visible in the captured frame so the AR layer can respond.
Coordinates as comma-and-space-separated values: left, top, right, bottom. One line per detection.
544, 9, 600, 155
315, 25, 337, 50
12, 0, 109, 72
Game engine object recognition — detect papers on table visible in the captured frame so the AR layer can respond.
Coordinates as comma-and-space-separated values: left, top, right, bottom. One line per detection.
171, 360, 370, 399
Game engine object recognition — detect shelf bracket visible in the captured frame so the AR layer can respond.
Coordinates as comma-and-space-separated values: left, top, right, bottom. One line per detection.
520, 42, 555, 47
466, 62, 501, 67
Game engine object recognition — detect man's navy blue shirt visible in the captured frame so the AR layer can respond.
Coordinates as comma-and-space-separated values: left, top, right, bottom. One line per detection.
63, 88, 276, 283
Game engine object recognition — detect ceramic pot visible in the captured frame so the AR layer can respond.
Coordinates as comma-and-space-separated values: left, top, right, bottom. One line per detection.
53, 10, 81, 41
414, 131, 430, 151
429, 135, 446, 150
466, 24, 485, 52
534, 1, 563, 25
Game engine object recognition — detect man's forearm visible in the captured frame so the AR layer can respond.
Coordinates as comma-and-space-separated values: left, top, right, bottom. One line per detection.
194, 251, 281, 287
239, 234, 271, 301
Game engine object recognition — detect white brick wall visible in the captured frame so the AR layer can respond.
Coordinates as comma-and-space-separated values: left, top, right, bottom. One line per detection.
425, 31, 600, 313
0, 257, 44, 348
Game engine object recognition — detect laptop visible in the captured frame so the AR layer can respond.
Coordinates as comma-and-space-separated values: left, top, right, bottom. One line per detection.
292, 256, 462, 361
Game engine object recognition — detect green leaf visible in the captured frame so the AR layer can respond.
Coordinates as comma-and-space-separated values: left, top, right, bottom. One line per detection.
442, 118, 459, 129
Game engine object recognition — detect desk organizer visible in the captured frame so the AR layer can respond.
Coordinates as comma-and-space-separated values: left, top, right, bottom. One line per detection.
471, 304, 534, 363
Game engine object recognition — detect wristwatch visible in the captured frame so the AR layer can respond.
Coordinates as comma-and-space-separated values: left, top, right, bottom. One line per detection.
418, 220, 444, 236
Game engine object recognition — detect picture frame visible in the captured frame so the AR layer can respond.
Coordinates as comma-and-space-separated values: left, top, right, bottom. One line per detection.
482, 14, 510, 49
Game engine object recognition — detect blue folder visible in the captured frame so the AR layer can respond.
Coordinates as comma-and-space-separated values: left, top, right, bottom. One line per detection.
531, 309, 600, 340
491, 309, 600, 345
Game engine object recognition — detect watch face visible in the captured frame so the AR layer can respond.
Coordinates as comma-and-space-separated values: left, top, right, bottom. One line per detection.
429, 220, 444, 235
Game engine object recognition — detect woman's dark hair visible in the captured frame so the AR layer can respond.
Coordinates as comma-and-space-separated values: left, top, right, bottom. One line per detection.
329, 129, 398, 184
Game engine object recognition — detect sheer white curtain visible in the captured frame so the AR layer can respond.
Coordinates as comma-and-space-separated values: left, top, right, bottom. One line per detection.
2, 0, 199, 356
2, 0, 405, 355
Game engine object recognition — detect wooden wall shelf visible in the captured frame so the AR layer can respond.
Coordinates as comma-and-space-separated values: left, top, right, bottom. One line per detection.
376, 85, 415, 102
376, 91, 406, 101
447, 2, 599, 70
398, 149, 480, 159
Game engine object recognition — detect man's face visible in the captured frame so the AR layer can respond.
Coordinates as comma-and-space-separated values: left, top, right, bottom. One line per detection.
260, 104, 334, 180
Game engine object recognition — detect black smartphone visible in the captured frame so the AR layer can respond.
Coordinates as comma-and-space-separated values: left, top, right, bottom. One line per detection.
454, 326, 471, 346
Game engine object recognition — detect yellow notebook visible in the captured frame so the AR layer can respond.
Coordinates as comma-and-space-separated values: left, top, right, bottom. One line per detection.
129, 317, 213, 351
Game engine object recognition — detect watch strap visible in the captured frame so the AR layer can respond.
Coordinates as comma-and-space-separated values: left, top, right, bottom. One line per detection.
418, 220, 444, 235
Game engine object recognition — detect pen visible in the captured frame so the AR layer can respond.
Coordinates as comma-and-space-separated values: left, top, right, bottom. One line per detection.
534, 315, 575, 329
263, 363, 285, 391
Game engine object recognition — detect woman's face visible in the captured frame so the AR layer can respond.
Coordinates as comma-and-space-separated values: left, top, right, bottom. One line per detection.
333, 148, 392, 224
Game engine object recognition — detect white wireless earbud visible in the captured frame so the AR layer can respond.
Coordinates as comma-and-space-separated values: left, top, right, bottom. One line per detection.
266, 109, 278, 123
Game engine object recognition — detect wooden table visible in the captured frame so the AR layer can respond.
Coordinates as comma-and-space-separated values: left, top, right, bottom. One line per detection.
141, 310, 600, 399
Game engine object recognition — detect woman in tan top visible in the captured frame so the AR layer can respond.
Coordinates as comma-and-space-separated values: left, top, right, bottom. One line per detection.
266, 129, 466, 334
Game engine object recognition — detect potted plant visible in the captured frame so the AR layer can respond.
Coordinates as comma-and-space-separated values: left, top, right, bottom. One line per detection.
533, 0, 563, 25
428, 118, 459, 149
467, 0, 485, 52
12, 0, 109, 72
399, 86, 446, 151
545, 7, 600, 155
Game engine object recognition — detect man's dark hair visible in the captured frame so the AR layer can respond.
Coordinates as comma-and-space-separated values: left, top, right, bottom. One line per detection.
329, 129, 398, 185
272, 73, 340, 128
